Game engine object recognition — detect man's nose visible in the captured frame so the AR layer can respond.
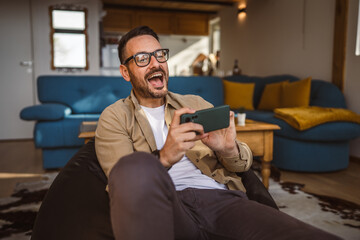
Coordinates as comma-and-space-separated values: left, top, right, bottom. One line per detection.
148, 55, 160, 68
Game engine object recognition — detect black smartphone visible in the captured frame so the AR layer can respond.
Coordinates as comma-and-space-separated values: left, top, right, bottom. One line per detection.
180, 105, 230, 133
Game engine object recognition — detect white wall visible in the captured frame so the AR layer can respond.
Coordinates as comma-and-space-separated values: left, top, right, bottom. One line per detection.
220, 0, 335, 80
220, 0, 360, 157
31, 0, 100, 80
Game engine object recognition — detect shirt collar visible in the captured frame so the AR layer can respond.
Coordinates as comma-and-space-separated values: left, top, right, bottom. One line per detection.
165, 92, 182, 110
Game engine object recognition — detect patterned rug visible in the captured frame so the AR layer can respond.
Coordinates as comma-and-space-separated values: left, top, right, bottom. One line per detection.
262, 164, 360, 240
0, 169, 359, 240
0, 173, 57, 240
269, 179, 360, 239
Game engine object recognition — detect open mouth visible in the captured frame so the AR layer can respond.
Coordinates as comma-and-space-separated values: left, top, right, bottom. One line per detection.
147, 72, 164, 89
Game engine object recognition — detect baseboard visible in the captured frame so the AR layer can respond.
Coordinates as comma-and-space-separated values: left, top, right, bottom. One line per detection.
0, 138, 33, 143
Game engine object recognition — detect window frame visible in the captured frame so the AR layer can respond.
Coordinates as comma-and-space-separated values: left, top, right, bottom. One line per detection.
356, 0, 360, 56
49, 5, 89, 71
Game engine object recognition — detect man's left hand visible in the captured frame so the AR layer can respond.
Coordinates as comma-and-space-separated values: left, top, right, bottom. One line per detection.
201, 111, 239, 158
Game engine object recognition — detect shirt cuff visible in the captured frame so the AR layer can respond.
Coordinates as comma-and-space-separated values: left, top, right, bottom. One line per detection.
217, 141, 253, 172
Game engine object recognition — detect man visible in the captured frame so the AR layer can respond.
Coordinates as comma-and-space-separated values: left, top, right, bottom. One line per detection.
95, 26, 340, 240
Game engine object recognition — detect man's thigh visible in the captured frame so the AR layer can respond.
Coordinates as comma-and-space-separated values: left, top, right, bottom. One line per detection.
187, 189, 340, 240
109, 152, 202, 240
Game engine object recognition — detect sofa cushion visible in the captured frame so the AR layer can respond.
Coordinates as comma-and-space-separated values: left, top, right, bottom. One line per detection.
224, 75, 299, 108
282, 77, 311, 108
246, 110, 360, 142
257, 81, 288, 110
223, 80, 255, 110
20, 103, 71, 121
34, 114, 100, 148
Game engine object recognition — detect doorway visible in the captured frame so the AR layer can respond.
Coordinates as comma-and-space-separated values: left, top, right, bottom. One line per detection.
0, 0, 35, 140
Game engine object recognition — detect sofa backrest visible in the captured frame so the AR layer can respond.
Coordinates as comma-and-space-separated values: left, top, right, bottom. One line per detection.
37, 75, 224, 114
168, 76, 224, 107
38, 76, 132, 114
37, 75, 344, 114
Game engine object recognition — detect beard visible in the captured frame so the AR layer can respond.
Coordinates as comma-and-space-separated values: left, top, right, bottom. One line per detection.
128, 67, 169, 99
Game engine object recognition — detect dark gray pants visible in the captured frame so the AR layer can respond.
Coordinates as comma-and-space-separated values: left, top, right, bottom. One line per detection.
108, 152, 340, 240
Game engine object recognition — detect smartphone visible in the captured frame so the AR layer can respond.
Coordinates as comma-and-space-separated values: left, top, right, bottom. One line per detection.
180, 105, 230, 133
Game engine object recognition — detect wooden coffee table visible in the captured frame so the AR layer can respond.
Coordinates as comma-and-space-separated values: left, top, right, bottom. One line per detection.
236, 119, 280, 189
78, 121, 97, 144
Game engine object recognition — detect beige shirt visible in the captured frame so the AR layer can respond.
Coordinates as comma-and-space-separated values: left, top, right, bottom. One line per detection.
95, 90, 253, 192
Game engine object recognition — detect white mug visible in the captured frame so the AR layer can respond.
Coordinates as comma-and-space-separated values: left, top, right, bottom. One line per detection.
237, 113, 246, 126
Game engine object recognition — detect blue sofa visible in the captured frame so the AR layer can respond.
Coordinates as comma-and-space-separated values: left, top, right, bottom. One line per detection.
20, 75, 360, 171
20, 76, 132, 168
225, 75, 360, 172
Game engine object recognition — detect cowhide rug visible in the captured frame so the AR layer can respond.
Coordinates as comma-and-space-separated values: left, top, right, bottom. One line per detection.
0, 169, 359, 240
268, 179, 360, 239
0, 173, 57, 240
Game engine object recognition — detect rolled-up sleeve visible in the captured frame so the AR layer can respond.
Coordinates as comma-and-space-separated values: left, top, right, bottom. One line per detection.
217, 140, 253, 173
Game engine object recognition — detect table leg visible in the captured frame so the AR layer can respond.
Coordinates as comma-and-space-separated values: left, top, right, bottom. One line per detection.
260, 131, 274, 189
261, 159, 271, 189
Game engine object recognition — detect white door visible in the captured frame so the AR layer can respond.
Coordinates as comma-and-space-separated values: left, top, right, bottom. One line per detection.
0, 0, 34, 140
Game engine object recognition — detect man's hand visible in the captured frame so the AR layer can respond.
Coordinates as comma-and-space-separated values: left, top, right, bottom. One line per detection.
159, 108, 207, 168
201, 111, 238, 158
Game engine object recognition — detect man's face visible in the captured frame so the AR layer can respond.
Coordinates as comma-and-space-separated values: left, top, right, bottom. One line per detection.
121, 35, 169, 102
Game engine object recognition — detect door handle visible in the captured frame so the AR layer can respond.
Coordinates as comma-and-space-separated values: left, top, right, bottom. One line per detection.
20, 61, 33, 67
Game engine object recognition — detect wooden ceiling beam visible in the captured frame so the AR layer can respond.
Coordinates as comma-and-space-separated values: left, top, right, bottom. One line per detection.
103, 3, 218, 14
332, 0, 348, 92
152, 0, 235, 6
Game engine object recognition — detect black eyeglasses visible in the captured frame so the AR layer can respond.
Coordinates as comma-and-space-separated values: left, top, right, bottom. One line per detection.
123, 49, 170, 67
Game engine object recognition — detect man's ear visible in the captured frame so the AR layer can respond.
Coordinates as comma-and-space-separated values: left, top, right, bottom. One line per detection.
120, 65, 131, 82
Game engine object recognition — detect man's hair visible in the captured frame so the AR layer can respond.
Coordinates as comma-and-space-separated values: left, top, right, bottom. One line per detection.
118, 26, 159, 64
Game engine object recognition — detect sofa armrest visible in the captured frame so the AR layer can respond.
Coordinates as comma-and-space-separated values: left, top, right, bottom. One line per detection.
20, 103, 72, 121
310, 80, 347, 108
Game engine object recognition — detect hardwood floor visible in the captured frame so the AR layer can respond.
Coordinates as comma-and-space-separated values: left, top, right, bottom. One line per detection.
0, 140, 45, 197
279, 159, 360, 205
0, 140, 359, 205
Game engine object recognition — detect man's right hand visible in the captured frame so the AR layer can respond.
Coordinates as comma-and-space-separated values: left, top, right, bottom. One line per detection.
159, 108, 207, 168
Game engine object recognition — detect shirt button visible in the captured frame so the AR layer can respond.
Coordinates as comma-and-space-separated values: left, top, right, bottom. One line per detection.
196, 159, 199, 162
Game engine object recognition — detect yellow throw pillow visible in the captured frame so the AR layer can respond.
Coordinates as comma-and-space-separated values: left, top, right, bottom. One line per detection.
223, 80, 255, 110
257, 81, 289, 110
281, 77, 312, 108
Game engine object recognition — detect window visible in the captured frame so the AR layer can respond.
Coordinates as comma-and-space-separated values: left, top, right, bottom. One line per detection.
50, 5, 88, 71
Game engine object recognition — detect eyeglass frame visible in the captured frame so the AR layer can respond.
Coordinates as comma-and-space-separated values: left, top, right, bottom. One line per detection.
122, 48, 170, 67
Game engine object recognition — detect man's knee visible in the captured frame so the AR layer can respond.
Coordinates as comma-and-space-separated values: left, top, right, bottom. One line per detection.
108, 151, 167, 190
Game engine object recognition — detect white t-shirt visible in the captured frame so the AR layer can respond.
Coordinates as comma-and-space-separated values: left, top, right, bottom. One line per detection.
141, 105, 227, 191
